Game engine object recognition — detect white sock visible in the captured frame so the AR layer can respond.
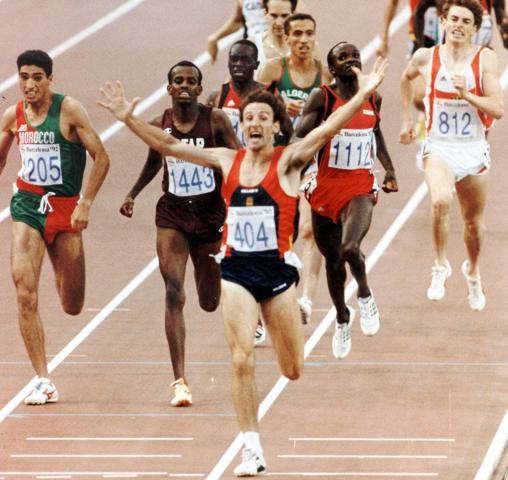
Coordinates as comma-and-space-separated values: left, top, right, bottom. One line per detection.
243, 431, 265, 464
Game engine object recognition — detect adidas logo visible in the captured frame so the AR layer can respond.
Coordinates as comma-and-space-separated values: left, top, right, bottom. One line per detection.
227, 99, 236, 107
363, 109, 374, 116
18, 124, 27, 132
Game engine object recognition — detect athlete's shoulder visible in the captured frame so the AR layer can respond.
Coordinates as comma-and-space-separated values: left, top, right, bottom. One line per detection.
412, 46, 433, 64
61, 95, 88, 120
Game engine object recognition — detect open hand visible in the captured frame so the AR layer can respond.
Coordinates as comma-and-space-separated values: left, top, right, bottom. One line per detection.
97, 81, 139, 122
353, 57, 389, 99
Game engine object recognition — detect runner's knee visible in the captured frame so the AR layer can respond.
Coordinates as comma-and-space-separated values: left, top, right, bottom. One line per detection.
164, 279, 186, 309
198, 293, 220, 312
340, 242, 362, 264
281, 362, 302, 381
432, 194, 453, 218
62, 298, 84, 316
463, 217, 483, 238
232, 348, 255, 378
15, 286, 38, 317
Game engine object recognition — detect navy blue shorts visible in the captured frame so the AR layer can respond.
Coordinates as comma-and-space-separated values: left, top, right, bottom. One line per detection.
221, 256, 299, 302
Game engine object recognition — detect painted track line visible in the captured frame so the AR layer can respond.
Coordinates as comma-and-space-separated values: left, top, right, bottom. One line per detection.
0, 29, 243, 426
204, 7, 413, 479
0, 0, 146, 94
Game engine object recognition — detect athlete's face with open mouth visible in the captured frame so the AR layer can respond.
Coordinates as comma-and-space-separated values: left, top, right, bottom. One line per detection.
18, 66, 52, 105
442, 6, 477, 44
168, 66, 202, 104
241, 102, 279, 150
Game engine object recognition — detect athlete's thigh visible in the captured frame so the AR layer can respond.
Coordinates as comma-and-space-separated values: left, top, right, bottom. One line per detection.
455, 173, 489, 222
340, 195, 374, 246
312, 210, 342, 258
11, 221, 46, 288
423, 154, 455, 201
156, 227, 190, 288
221, 279, 259, 353
189, 238, 222, 287
260, 286, 304, 367
46, 232, 85, 295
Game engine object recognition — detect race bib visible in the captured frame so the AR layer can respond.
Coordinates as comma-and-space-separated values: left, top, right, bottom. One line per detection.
166, 157, 215, 196
328, 129, 374, 170
226, 205, 278, 252
19, 144, 63, 186
222, 107, 246, 146
432, 100, 478, 140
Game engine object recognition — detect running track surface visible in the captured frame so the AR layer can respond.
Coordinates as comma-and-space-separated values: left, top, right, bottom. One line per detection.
1, 1, 508, 479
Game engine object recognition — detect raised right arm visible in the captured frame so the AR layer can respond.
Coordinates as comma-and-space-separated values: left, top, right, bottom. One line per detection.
377, 0, 399, 58
207, 1, 244, 64
98, 81, 229, 172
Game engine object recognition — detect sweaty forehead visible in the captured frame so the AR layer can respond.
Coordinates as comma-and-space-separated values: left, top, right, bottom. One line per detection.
230, 43, 256, 58
244, 102, 274, 117
19, 65, 47, 76
447, 5, 474, 20
288, 19, 315, 33
267, 0, 292, 14
333, 43, 359, 57
171, 66, 199, 80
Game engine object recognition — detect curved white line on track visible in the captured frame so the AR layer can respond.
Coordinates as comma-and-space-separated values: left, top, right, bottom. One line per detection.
0, 0, 146, 94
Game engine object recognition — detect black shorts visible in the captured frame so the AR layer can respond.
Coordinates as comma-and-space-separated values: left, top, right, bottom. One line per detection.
155, 193, 226, 244
221, 256, 299, 302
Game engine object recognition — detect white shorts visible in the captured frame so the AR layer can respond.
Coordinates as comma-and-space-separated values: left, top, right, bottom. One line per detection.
417, 139, 491, 182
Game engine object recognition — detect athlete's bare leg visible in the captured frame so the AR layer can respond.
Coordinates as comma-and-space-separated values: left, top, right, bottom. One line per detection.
157, 227, 190, 382
222, 280, 262, 432
47, 232, 86, 315
190, 238, 222, 312
260, 285, 304, 380
423, 155, 456, 265
298, 195, 323, 302
11, 222, 47, 377
312, 211, 349, 324
456, 173, 489, 276
339, 195, 375, 298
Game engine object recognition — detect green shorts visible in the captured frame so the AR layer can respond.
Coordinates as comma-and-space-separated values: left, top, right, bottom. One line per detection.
11, 190, 80, 244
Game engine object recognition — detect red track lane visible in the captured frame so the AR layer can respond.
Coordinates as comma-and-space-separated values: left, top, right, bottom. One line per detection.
1, 1, 508, 478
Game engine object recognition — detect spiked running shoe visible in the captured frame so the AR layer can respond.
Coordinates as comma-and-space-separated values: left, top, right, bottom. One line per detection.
234, 448, 267, 477
358, 293, 380, 336
332, 306, 355, 359
170, 378, 192, 407
24, 378, 59, 405
461, 260, 486, 311
427, 259, 452, 301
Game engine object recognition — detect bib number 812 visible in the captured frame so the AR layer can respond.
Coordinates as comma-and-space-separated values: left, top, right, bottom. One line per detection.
438, 111, 472, 137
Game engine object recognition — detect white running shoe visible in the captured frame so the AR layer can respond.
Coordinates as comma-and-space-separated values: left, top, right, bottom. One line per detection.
170, 378, 192, 407
332, 306, 355, 359
461, 260, 486, 311
24, 378, 59, 405
358, 293, 380, 336
427, 260, 452, 300
254, 319, 266, 346
234, 448, 267, 477
298, 296, 312, 325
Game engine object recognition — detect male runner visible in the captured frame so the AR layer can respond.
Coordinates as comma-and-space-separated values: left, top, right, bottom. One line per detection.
400, 0, 504, 310
208, 39, 292, 148
258, 13, 332, 324
0, 50, 110, 404
414, 0, 508, 49
119, 61, 240, 406
295, 42, 398, 358
209, 39, 293, 345
207, 0, 311, 64
99, 56, 387, 476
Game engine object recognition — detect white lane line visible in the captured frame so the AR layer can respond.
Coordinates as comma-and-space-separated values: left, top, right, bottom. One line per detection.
0, 0, 146, 94
0, 474, 167, 477
12, 454, 180, 458
279, 455, 448, 459
27, 436, 193, 441
0, 31, 243, 425
475, 410, 508, 479
289, 437, 455, 442
266, 473, 438, 477
204, 7, 412, 479
36, 477, 72, 480
168, 476, 205, 478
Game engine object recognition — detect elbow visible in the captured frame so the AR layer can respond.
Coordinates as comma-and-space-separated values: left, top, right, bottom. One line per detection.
493, 105, 504, 120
